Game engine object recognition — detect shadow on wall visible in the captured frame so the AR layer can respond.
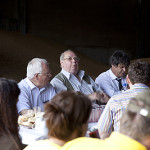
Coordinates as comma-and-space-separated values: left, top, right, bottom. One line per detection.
0, 30, 109, 82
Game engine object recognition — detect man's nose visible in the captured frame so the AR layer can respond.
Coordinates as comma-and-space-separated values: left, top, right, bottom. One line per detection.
122, 67, 126, 72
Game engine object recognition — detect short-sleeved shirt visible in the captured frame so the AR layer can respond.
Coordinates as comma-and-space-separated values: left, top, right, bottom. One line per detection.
17, 77, 56, 113
98, 83, 149, 133
61, 132, 146, 150
51, 69, 102, 94
95, 69, 127, 97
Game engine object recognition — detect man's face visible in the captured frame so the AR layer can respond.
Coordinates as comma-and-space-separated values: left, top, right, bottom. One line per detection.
111, 64, 128, 78
37, 63, 52, 88
60, 51, 79, 75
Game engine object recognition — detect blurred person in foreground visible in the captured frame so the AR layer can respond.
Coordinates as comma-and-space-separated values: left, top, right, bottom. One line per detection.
95, 50, 130, 97
51, 50, 109, 105
17, 58, 56, 115
24, 91, 92, 150
61, 90, 150, 150
98, 60, 150, 139
0, 78, 23, 150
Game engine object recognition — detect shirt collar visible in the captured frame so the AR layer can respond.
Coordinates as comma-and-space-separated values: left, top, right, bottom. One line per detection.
61, 69, 85, 80
25, 77, 46, 91
130, 83, 149, 90
61, 69, 71, 79
25, 77, 37, 90
109, 69, 118, 80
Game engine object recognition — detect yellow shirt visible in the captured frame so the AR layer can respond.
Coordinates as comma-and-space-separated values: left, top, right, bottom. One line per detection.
62, 137, 102, 150
24, 139, 61, 150
62, 132, 147, 150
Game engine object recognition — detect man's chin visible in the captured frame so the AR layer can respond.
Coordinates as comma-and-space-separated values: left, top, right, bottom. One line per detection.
122, 73, 127, 77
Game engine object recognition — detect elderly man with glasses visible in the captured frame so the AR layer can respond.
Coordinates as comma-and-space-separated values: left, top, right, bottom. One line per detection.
51, 50, 109, 105
17, 58, 56, 115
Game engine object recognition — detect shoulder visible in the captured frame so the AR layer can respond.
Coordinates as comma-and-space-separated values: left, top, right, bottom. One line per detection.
18, 79, 30, 91
51, 73, 66, 83
18, 78, 27, 86
107, 90, 133, 106
46, 83, 56, 93
96, 70, 110, 80
62, 137, 102, 150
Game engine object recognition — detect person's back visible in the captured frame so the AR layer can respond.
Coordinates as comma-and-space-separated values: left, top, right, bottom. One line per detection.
62, 134, 146, 150
62, 137, 102, 150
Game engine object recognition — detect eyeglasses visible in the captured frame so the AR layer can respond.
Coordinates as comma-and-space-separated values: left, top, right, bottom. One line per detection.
36, 72, 51, 77
62, 57, 80, 62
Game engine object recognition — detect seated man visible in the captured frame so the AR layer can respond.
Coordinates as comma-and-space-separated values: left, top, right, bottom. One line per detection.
95, 50, 130, 97
98, 60, 150, 139
51, 50, 109, 104
61, 90, 150, 150
17, 58, 56, 115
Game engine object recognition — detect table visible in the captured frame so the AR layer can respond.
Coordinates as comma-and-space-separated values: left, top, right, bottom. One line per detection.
19, 122, 98, 145
19, 125, 48, 145
19, 117, 49, 145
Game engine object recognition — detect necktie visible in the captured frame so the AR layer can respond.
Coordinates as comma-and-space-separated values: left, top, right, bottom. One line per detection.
116, 78, 122, 91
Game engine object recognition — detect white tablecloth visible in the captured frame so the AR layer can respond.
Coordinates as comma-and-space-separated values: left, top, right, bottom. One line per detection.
19, 122, 98, 145
19, 125, 48, 145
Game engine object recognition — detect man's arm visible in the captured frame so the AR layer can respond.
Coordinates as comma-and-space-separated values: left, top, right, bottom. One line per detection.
87, 91, 102, 101
87, 92, 110, 104
98, 131, 111, 140
17, 84, 32, 114
20, 109, 32, 115
97, 99, 113, 139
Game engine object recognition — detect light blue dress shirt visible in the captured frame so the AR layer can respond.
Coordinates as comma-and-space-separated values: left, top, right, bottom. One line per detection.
95, 69, 127, 97
17, 77, 56, 113
51, 69, 102, 94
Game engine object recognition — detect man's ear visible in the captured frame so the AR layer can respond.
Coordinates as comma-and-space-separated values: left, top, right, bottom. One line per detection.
60, 60, 63, 68
126, 74, 130, 85
34, 73, 39, 80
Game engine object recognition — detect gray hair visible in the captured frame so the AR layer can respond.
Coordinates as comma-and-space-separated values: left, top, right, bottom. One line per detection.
60, 49, 74, 60
27, 58, 48, 79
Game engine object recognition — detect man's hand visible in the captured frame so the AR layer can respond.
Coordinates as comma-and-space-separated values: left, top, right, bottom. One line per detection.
20, 109, 32, 115
88, 92, 110, 103
87, 91, 102, 101
98, 130, 111, 140
100, 92, 110, 103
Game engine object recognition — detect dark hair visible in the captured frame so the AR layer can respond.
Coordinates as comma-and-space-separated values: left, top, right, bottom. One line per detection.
128, 60, 150, 85
0, 78, 22, 150
44, 91, 92, 141
109, 50, 130, 67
